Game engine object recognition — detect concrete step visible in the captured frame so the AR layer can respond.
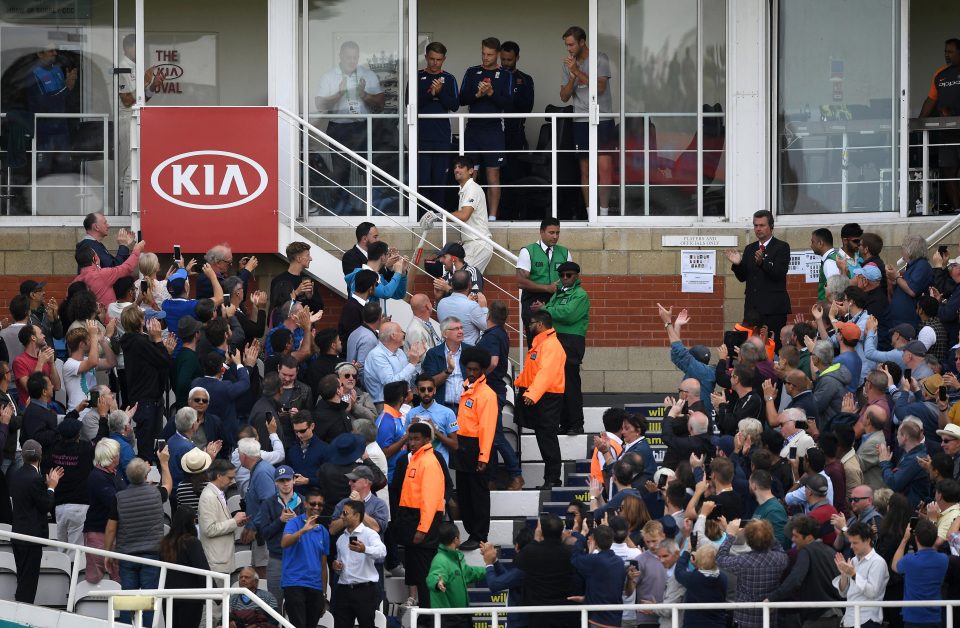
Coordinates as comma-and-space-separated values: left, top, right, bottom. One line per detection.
487, 489, 541, 518
519, 434, 590, 462
452, 518, 517, 547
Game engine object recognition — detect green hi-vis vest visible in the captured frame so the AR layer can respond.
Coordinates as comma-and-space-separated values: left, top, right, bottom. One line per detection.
817, 249, 840, 301
525, 243, 569, 286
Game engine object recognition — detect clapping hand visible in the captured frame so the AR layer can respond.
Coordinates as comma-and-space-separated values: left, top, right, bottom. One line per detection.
834, 553, 856, 578
841, 392, 857, 414
724, 250, 742, 265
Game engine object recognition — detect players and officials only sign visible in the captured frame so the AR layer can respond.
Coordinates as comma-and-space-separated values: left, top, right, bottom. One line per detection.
139, 107, 278, 253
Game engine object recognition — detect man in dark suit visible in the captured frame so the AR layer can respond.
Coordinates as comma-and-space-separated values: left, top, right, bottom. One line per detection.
341, 222, 396, 279
9, 439, 62, 603
724, 209, 792, 349
191, 347, 258, 441
337, 269, 379, 352
514, 514, 578, 628
20, 372, 57, 449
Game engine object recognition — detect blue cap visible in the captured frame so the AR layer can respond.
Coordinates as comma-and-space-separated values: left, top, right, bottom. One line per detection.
168, 269, 188, 282
275, 465, 295, 481
852, 264, 882, 281
144, 308, 166, 321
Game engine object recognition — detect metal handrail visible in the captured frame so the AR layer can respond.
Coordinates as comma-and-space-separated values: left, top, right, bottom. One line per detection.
412, 598, 958, 628
0, 528, 230, 628
277, 105, 519, 265
102, 587, 293, 628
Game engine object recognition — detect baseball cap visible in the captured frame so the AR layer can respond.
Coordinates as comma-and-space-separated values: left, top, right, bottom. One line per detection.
19, 280, 46, 295
852, 264, 882, 281
835, 322, 861, 343
22, 439, 42, 457
890, 323, 916, 341
346, 465, 375, 482
689, 345, 711, 365
168, 269, 188, 282
178, 315, 203, 338
57, 418, 82, 439
711, 435, 735, 457
557, 261, 581, 274
902, 340, 928, 357
436, 242, 467, 260
918, 326, 937, 350
802, 474, 828, 496
144, 308, 167, 321
921, 374, 945, 397
936, 423, 960, 441
275, 465, 295, 481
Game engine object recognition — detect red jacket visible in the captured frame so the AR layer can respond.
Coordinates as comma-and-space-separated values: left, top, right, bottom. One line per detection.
72, 252, 141, 309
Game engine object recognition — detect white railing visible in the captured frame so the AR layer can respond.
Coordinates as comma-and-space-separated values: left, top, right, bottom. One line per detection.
412, 599, 958, 628
0, 528, 234, 628
909, 116, 960, 216
103, 587, 292, 628
276, 106, 527, 355
0, 112, 110, 217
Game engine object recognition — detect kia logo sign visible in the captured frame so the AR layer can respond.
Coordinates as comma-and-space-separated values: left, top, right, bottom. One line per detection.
150, 150, 269, 210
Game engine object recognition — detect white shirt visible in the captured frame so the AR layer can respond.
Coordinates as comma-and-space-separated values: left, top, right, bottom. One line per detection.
316, 65, 383, 123
62, 357, 98, 412
821, 248, 841, 280
832, 549, 889, 626
516, 240, 573, 272
610, 542, 642, 622
335, 522, 387, 585
230, 433, 284, 497
458, 178, 491, 242
117, 56, 137, 114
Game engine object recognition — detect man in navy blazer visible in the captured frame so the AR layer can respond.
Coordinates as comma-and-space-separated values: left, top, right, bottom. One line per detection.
725, 209, 792, 348
76, 211, 133, 271
191, 347, 258, 441
421, 317, 472, 413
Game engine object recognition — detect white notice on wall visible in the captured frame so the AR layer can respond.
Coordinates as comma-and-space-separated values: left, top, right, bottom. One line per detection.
803, 252, 821, 283
788, 249, 813, 275
680, 250, 716, 274
682, 273, 714, 293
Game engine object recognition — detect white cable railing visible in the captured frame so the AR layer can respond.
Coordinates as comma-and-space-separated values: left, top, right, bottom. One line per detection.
276, 106, 527, 355
412, 598, 958, 628
0, 528, 232, 628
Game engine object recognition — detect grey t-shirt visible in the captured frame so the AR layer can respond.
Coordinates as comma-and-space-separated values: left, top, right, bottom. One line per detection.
561, 52, 613, 121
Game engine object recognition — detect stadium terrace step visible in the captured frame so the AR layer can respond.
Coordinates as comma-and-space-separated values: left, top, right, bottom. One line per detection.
549, 485, 592, 504
564, 472, 592, 487
519, 434, 590, 462
452, 519, 518, 547
487, 490, 541, 518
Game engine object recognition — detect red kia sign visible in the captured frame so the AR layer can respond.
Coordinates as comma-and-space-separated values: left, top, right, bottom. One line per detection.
140, 107, 278, 253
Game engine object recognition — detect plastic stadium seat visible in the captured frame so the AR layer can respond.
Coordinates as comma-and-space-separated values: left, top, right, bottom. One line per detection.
36, 550, 72, 607
74, 578, 121, 620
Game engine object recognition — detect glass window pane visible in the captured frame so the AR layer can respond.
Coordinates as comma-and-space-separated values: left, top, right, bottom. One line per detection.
778, 0, 896, 214
1, 1, 115, 216
625, 0, 697, 114
307, 0, 403, 217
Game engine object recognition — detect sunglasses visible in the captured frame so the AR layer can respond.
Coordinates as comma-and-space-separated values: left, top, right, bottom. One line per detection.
192, 398, 209, 404
559, 272, 577, 278
306, 502, 323, 508
294, 427, 310, 434
848, 496, 870, 503
418, 387, 435, 393
341, 373, 357, 379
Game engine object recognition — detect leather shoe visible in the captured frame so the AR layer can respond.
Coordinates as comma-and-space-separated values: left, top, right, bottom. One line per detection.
566, 428, 584, 435
460, 538, 481, 552
537, 480, 563, 489
507, 476, 525, 491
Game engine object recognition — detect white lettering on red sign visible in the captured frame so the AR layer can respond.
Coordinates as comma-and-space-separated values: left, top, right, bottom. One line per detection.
150, 150, 268, 210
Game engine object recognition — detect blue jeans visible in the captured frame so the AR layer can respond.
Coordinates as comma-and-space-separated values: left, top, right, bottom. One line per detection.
119, 555, 160, 625
487, 399, 521, 479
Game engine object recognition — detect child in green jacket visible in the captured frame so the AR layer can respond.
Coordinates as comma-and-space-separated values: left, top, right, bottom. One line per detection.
426, 522, 488, 625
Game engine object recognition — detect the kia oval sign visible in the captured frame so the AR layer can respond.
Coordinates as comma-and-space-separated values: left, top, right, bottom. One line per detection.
150, 150, 269, 210
139, 107, 278, 253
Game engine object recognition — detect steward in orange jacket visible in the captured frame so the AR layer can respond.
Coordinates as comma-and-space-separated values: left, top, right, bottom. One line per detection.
452, 347, 498, 550
514, 311, 566, 488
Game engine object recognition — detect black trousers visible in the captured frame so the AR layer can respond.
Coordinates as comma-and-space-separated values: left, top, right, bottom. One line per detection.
131, 399, 163, 464
455, 468, 490, 540
403, 543, 437, 608
12, 542, 41, 603
521, 292, 552, 347
556, 333, 585, 432
530, 393, 564, 484
333, 581, 378, 628
283, 586, 326, 628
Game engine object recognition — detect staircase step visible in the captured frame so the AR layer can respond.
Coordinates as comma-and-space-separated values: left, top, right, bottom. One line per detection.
565, 472, 591, 487
519, 434, 590, 462
487, 490, 541, 518
549, 485, 592, 503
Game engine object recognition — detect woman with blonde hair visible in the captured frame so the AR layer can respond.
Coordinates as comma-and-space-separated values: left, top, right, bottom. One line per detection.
674, 543, 729, 628
138, 252, 196, 308
887, 233, 932, 329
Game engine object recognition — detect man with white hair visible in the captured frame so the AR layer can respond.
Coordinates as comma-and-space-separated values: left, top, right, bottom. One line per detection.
238, 437, 276, 577
79, 384, 115, 442
363, 321, 425, 405
229, 567, 280, 626
106, 409, 136, 484
84, 438, 123, 583
661, 405, 713, 465
196, 242, 258, 299
103, 448, 172, 627
421, 317, 470, 413
405, 294, 441, 361
198, 459, 248, 574
778, 408, 816, 459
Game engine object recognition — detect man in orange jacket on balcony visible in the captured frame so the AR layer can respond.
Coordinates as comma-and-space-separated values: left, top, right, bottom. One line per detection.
454, 346, 498, 552
515, 310, 566, 488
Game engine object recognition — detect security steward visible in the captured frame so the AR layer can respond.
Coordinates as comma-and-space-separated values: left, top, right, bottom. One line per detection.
453, 347, 498, 552
514, 310, 566, 489
391, 421, 445, 612
542, 261, 590, 436
516, 219, 572, 345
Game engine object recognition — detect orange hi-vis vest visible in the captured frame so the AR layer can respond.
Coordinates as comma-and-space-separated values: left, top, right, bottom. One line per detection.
398, 443, 445, 533
590, 435, 623, 485
514, 328, 566, 403
456, 374, 498, 464
734, 323, 775, 361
